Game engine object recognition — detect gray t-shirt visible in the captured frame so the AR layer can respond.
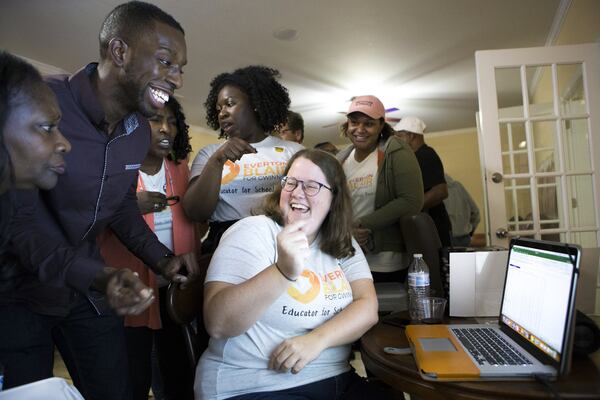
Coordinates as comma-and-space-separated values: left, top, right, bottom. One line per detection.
190, 136, 303, 222
195, 216, 372, 399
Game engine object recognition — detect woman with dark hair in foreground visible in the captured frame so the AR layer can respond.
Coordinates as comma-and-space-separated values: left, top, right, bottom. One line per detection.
0, 50, 72, 292
0, 51, 71, 218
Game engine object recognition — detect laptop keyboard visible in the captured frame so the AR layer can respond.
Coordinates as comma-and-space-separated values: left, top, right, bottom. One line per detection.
451, 327, 533, 366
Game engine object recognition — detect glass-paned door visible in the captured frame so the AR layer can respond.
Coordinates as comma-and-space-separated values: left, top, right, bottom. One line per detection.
476, 43, 600, 248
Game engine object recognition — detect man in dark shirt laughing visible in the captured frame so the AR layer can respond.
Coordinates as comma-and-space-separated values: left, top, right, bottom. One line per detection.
0, 2, 198, 398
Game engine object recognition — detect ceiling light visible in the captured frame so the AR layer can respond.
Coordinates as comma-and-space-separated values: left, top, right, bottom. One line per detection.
273, 28, 298, 41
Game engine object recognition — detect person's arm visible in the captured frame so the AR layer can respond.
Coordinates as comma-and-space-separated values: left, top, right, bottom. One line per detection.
419, 146, 447, 211
203, 267, 290, 339
183, 158, 225, 222
9, 190, 154, 314
9, 189, 103, 290
204, 220, 309, 339
269, 278, 378, 374
465, 187, 480, 235
352, 226, 371, 248
359, 146, 424, 230
423, 182, 448, 210
109, 180, 170, 266
108, 180, 199, 283
183, 139, 256, 222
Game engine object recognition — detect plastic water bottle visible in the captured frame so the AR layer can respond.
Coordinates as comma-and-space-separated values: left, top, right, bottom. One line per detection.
408, 254, 430, 321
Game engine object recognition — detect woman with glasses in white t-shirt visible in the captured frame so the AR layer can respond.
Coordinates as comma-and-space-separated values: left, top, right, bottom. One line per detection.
196, 149, 392, 399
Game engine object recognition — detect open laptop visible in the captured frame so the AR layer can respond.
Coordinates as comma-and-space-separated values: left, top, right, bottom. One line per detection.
406, 237, 580, 381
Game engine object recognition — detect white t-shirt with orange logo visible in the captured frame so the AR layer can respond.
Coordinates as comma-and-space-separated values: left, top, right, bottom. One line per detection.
195, 216, 372, 399
190, 135, 303, 222
343, 148, 377, 218
343, 149, 405, 273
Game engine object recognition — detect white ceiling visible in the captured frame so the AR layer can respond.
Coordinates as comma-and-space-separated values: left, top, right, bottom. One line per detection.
0, 0, 561, 146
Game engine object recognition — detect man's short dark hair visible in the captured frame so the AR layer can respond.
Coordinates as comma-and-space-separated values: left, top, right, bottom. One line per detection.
314, 141, 339, 155
286, 111, 304, 140
314, 141, 333, 149
99, 1, 184, 59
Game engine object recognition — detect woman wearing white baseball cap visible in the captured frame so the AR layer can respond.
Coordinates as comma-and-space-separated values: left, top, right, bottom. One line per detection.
337, 95, 424, 283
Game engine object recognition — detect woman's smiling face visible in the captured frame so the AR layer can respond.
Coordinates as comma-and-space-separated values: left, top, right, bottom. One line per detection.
279, 156, 333, 243
346, 112, 384, 154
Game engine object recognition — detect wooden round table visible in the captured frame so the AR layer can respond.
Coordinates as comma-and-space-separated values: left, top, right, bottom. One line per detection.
360, 319, 600, 399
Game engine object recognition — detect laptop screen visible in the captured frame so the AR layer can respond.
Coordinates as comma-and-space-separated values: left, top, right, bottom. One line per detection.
500, 241, 577, 362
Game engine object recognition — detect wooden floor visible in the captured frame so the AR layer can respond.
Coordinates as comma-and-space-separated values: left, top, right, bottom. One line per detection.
52, 349, 71, 384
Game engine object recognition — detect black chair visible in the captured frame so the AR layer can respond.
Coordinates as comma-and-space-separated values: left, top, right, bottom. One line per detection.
166, 253, 212, 370
400, 212, 445, 297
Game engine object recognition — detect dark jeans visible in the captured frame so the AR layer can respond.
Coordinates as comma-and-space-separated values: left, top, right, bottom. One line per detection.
226, 370, 393, 400
125, 286, 194, 400
125, 327, 154, 400
0, 295, 131, 400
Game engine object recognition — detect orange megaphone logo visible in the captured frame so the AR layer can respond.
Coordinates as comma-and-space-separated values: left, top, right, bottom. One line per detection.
287, 269, 320, 304
221, 160, 240, 185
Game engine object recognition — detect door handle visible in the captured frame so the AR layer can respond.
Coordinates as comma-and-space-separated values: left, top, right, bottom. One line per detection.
495, 227, 509, 238
491, 172, 503, 183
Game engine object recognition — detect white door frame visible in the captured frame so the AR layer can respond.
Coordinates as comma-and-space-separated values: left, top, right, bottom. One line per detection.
476, 43, 600, 247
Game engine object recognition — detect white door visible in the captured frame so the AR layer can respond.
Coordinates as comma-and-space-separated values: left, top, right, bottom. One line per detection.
476, 43, 600, 248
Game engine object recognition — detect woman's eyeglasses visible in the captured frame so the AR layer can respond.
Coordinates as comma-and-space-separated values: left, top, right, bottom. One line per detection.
281, 176, 332, 197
